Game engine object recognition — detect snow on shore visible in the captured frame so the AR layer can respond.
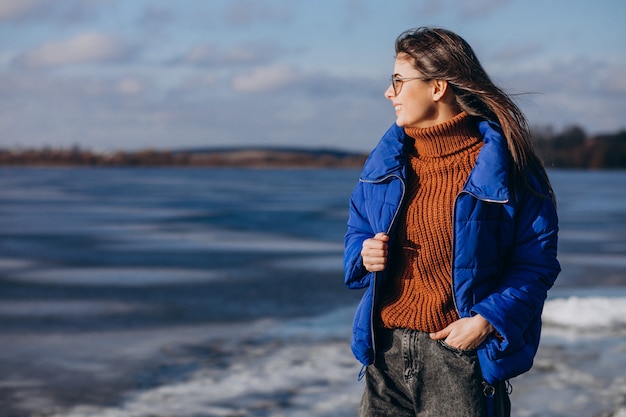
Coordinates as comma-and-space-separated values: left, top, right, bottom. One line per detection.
46, 295, 626, 417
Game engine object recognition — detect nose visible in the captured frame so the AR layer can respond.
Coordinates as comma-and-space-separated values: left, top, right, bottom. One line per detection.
384, 84, 395, 100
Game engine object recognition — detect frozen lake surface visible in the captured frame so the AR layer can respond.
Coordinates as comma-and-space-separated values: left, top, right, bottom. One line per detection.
0, 168, 625, 417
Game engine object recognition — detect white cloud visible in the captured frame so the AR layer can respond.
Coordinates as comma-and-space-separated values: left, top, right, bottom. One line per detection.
2, 1, 625, 152
0, 0, 46, 20
232, 64, 299, 93
224, 0, 293, 27
16, 31, 129, 68
602, 64, 626, 95
494, 57, 626, 133
116, 77, 147, 95
415, 0, 512, 19
178, 42, 280, 68
0, 0, 112, 23
456, 0, 512, 18
184, 45, 216, 64
493, 42, 543, 61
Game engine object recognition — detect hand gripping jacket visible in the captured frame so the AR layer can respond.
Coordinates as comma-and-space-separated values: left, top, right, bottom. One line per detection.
344, 120, 560, 384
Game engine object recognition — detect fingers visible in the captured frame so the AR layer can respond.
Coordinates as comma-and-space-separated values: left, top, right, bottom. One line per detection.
373, 232, 390, 242
430, 316, 494, 350
361, 233, 389, 272
429, 326, 451, 341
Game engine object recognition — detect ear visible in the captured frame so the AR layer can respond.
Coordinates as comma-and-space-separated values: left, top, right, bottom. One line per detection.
431, 79, 450, 102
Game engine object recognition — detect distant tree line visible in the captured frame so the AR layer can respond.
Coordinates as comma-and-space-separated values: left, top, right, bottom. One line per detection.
1, 126, 625, 169
533, 126, 626, 169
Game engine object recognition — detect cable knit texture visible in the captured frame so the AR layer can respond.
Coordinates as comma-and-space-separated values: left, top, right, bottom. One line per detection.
379, 112, 484, 333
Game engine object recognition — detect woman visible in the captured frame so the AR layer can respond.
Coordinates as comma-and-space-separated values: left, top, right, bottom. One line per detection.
343, 27, 560, 417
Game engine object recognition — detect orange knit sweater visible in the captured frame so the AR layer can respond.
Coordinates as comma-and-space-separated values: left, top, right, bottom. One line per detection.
379, 112, 484, 333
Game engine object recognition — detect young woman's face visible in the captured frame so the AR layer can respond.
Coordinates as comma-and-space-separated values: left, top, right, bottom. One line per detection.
384, 54, 438, 128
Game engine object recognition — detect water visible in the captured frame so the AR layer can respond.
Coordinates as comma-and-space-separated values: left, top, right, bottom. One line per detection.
0, 168, 625, 417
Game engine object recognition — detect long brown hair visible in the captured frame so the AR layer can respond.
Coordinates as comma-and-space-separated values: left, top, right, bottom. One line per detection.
395, 27, 554, 200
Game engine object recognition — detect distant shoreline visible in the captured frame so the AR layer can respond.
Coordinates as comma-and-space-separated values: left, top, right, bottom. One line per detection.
0, 147, 369, 169
2, 125, 625, 169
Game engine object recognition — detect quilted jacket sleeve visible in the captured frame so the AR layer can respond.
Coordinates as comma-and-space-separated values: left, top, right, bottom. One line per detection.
344, 182, 375, 290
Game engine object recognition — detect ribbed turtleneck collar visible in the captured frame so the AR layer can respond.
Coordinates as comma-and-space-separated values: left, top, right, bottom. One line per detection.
404, 112, 482, 158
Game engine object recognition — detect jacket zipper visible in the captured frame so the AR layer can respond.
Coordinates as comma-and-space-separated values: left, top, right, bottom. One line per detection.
450, 192, 462, 315
360, 173, 406, 362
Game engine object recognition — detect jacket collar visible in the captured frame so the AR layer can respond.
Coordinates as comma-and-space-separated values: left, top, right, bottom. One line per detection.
359, 123, 407, 181
360, 120, 510, 203
464, 120, 510, 203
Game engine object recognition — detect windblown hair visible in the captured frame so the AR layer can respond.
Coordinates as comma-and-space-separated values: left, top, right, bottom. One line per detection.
395, 27, 554, 200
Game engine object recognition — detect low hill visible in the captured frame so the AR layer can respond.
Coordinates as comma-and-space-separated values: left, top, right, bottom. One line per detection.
0, 146, 368, 168
1, 125, 625, 169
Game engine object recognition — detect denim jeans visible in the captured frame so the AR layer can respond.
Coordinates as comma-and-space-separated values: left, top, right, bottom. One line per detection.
359, 328, 510, 417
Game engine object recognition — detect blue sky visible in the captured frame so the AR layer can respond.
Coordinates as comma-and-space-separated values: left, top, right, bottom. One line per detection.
1, 0, 625, 152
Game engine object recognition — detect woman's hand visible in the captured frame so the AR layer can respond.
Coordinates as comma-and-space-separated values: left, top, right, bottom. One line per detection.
361, 232, 389, 272
429, 315, 494, 350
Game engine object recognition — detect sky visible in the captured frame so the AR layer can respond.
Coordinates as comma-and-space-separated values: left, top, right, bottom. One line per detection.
1, 0, 625, 153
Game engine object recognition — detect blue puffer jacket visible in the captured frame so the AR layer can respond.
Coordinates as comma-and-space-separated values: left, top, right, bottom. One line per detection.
344, 120, 560, 384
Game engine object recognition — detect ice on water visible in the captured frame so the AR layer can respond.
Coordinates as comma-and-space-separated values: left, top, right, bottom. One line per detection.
44, 295, 626, 417
2, 168, 626, 416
